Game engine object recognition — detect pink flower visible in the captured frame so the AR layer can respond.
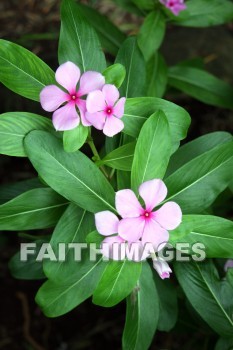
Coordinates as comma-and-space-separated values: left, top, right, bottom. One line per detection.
85, 84, 126, 137
160, 0, 186, 16
224, 259, 233, 271
116, 179, 182, 250
153, 257, 172, 279
40, 61, 105, 131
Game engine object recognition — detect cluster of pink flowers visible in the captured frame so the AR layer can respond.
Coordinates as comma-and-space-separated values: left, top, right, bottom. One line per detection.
159, 0, 186, 16
95, 179, 182, 280
40, 61, 126, 137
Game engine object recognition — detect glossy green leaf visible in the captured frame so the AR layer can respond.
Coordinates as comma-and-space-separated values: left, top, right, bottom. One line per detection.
138, 11, 166, 61
0, 39, 55, 101
75, 3, 126, 56
59, 0, 106, 72
0, 188, 68, 230
93, 260, 142, 307
36, 253, 105, 317
63, 124, 88, 152
9, 239, 48, 280
98, 142, 136, 171
122, 262, 159, 350
103, 63, 126, 88
166, 132, 233, 177
132, 0, 155, 10
174, 260, 233, 337
171, 215, 233, 258
123, 97, 191, 152
131, 110, 171, 191
0, 112, 53, 157
168, 66, 233, 109
146, 53, 168, 98
44, 203, 94, 281
24, 131, 116, 213
154, 275, 178, 331
116, 37, 146, 98
117, 171, 131, 190
165, 141, 233, 213
174, 0, 233, 27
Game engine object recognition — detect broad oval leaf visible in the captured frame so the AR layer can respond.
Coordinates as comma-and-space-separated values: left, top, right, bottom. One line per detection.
116, 37, 146, 98
171, 215, 233, 258
174, 260, 233, 337
0, 112, 53, 157
59, 0, 106, 72
103, 63, 126, 88
123, 97, 191, 152
168, 66, 233, 109
98, 142, 136, 171
122, 262, 159, 350
24, 130, 116, 213
131, 110, 171, 192
146, 53, 168, 98
165, 141, 233, 213
0, 188, 68, 230
0, 39, 55, 101
63, 124, 88, 152
92, 260, 142, 307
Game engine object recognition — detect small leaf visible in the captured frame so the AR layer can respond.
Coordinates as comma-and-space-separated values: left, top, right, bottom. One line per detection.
98, 142, 136, 171
63, 124, 88, 152
103, 63, 126, 88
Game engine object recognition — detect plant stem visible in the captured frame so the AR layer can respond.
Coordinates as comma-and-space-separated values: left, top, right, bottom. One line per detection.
87, 135, 109, 179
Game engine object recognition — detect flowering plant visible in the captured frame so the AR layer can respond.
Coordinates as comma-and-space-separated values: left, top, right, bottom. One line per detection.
0, 0, 233, 348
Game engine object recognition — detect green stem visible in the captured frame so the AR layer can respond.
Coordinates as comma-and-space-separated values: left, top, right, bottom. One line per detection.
87, 133, 109, 179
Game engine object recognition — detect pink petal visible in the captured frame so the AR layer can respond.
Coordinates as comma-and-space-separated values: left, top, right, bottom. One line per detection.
224, 259, 233, 272
40, 85, 68, 112
103, 116, 124, 137
78, 71, 105, 96
170, 4, 186, 15
101, 235, 125, 260
113, 97, 126, 119
154, 202, 182, 230
139, 179, 167, 211
85, 111, 106, 130
55, 61, 80, 94
86, 90, 106, 113
118, 217, 145, 242
153, 258, 172, 279
141, 219, 169, 251
115, 189, 142, 218
102, 84, 119, 106
52, 102, 79, 131
95, 211, 119, 236
77, 99, 91, 127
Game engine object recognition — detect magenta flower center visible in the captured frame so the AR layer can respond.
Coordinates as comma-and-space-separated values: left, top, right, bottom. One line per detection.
142, 210, 152, 220
105, 106, 113, 116
69, 92, 79, 103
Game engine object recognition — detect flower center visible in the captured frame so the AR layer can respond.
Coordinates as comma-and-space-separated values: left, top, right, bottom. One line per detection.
70, 93, 78, 102
105, 106, 113, 116
143, 210, 151, 219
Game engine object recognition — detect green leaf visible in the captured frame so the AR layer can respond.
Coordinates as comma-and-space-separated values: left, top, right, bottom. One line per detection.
44, 203, 94, 281
59, 0, 106, 72
0, 188, 68, 230
123, 97, 191, 152
0, 39, 55, 101
215, 337, 233, 350
154, 274, 178, 332
171, 215, 233, 258
75, 3, 126, 56
0, 178, 43, 205
9, 239, 48, 280
166, 132, 233, 177
0, 112, 54, 157
174, 0, 233, 27
112, 0, 143, 15
138, 11, 166, 61
168, 66, 233, 109
103, 63, 126, 88
98, 142, 136, 171
131, 110, 171, 191
36, 253, 105, 317
117, 171, 131, 190
132, 0, 155, 10
122, 262, 159, 350
24, 130, 116, 213
174, 260, 233, 337
63, 124, 88, 152
93, 260, 142, 307
116, 37, 146, 98
146, 53, 168, 98
165, 141, 233, 213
